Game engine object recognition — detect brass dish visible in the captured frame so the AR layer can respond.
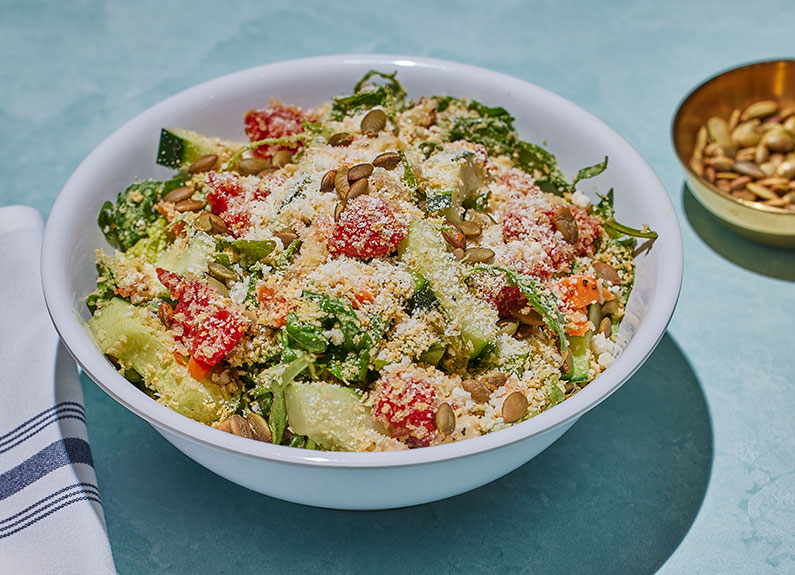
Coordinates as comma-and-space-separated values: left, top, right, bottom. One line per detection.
672, 59, 795, 248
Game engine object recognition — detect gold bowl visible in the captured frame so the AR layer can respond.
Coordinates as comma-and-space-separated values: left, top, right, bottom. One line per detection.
672, 59, 795, 248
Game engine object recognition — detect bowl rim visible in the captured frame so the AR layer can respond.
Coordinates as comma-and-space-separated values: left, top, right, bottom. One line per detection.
671, 58, 795, 218
42, 53, 683, 469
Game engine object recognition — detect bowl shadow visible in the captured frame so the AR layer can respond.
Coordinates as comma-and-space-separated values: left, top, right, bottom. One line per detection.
682, 184, 795, 281
85, 334, 712, 575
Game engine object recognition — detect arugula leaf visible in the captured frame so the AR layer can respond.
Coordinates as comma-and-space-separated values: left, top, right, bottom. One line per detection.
573, 156, 608, 185
252, 354, 313, 445
419, 141, 443, 159
85, 259, 117, 313
284, 312, 328, 354
329, 70, 406, 120
468, 265, 569, 353
594, 190, 658, 240
276, 239, 301, 270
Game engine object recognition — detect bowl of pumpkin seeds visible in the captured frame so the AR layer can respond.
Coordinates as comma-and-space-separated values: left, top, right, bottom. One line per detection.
673, 59, 795, 247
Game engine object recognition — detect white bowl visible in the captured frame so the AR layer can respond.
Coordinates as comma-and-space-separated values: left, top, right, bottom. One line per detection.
42, 54, 682, 509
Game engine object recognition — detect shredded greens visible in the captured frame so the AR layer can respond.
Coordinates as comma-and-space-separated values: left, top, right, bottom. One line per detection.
330, 70, 407, 120
594, 189, 659, 240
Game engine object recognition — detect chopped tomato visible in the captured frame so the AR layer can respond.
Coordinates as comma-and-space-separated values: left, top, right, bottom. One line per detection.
257, 282, 293, 328
565, 320, 594, 337
554, 275, 606, 310
187, 356, 213, 381
348, 288, 374, 308
156, 269, 248, 366
244, 103, 307, 159
206, 172, 242, 215
372, 372, 437, 447
328, 196, 406, 259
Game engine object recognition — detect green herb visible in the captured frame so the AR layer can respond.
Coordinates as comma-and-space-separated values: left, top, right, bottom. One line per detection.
468, 265, 569, 353
276, 239, 301, 270
434, 95, 460, 113
463, 191, 490, 212
573, 156, 608, 185
398, 150, 417, 189
288, 434, 306, 448
277, 176, 310, 213
330, 70, 407, 120
284, 312, 328, 354
98, 173, 186, 251
86, 259, 117, 313
594, 189, 658, 240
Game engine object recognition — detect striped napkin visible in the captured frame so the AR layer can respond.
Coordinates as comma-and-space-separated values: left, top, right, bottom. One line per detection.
0, 206, 115, 574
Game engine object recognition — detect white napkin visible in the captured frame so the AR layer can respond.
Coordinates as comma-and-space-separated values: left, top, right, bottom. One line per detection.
0, 206, 116, 574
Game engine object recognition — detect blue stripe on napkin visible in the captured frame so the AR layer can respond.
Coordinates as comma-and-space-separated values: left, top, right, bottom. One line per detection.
0, 438, 94, 501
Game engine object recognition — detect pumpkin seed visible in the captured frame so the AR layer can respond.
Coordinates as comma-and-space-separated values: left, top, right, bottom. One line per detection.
347, 178, 369, 200
441, 223, 466, 250
157, 301, 174, 328
734, 147, 757, 163
560, 348, 573, 374
593, 262, 620, 284
598, 317, 612, 338
452, 247, 465, 261
372, 151, 402, 170
694, 126, 708, 160
162, 186, 194, 203
272, 150, 293, 168
246, 412, 272, 443
733, 161, 765, 179
208, 213, 229, 235
704, 142, 724, 157
759, 162, 777, 177
761, 127, 794, 153
188, 154, 218, 174
784, 116, 795, 134
361, 109, 387, 136
334, 201, 345, 222
707, 156, 735, 171
482, 372, 508, 390
193, 211, 213, 232
320, 169, 337, 193
689, 157, 704, 176
553, 205, 579, 244
462, 379, 491, 403
741, 100, 778, 121
756, 144, 770, 165
206, 276, 229, 297
465, 247, 495, 263
497, 319, 519, 336
458, 220, 482, 237
729, 176, 752, 190
746, 182, 778, 200
208, 262, 236, 282
502, 392, 528, 423
733, 190, 755, 201
237, 157, 272, 176
731, 120, 762, 148
707, 117, 736, 156
217, 419, 231, 433
435, 403, 456, 435
705, 167, 716, 183
348, 163, 374, 181
564, 382, 575, 395
174, 199, 206, 212
716, 180, 731, 191
275, 230, 298, 246
511, 308, 544, 325
334, 168, 350, 199
227, 414, 252, 439
776, 160, 795, 179
728, 108, 741, 131
328, 132, 354, 147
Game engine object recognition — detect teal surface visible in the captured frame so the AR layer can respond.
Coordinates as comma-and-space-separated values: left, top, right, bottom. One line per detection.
2, 1, 793, 573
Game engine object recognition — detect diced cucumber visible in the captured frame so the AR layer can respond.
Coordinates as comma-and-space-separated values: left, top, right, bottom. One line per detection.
420, 147, 486, 222
419, 340, 446, 366
562, 334, 590, 383
156, 128, 237, 170
285, 382, 387, 451
87, 298, 234, 423
155, 231, 215, 276
399, 219, 498, 359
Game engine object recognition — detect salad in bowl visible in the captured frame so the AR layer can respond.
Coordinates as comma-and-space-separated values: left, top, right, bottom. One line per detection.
86, 70, 657, 453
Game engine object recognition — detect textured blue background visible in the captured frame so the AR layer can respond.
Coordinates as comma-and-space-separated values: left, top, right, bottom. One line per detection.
2, 1, 793, 573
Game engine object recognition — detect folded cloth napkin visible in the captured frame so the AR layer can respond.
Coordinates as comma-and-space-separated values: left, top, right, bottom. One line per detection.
0, 206, 116, 574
